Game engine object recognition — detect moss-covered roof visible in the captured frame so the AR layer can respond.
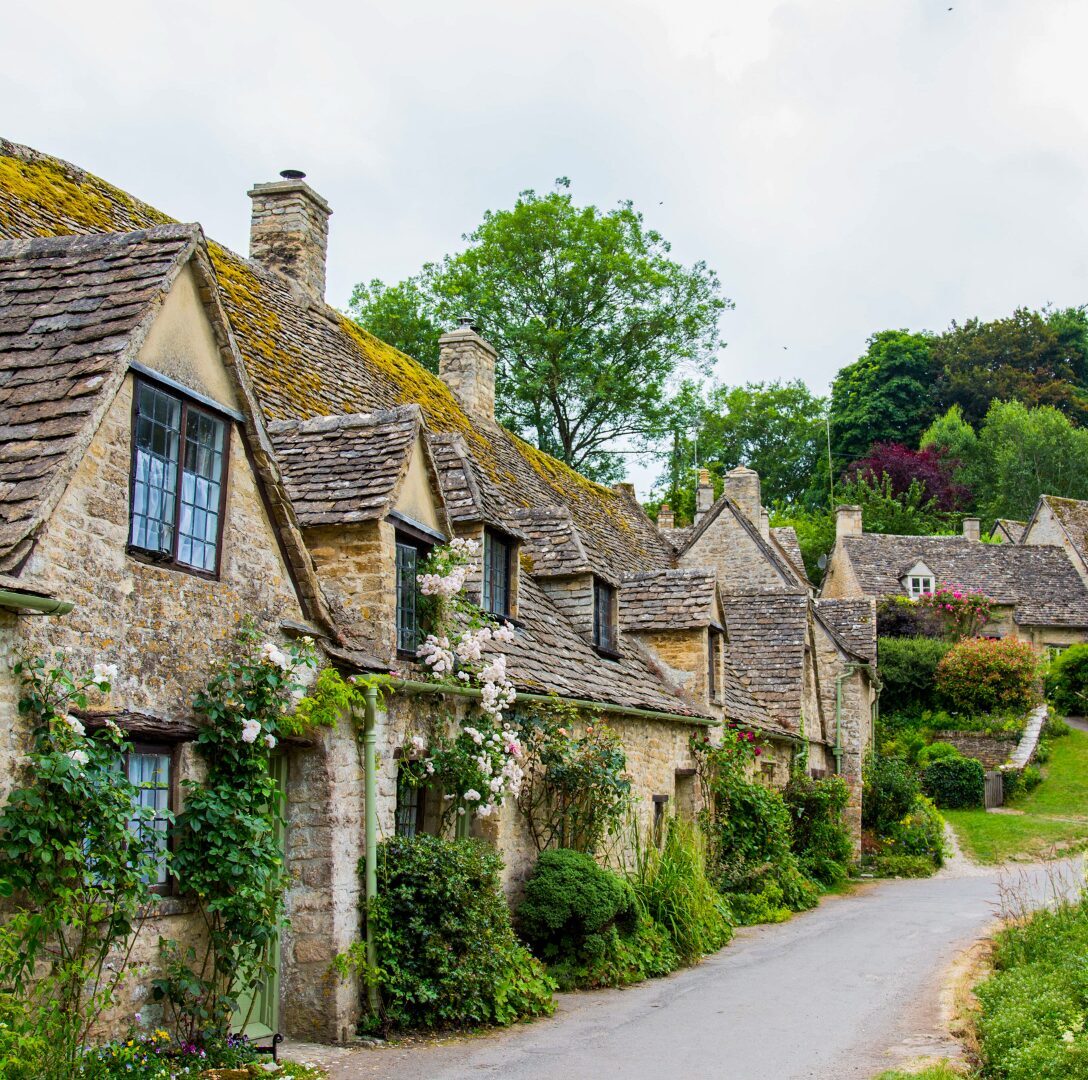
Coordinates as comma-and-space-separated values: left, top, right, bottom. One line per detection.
0, 138, 672, 584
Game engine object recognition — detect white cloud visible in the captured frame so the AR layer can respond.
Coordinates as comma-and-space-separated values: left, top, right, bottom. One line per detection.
5, 0, 1088, 496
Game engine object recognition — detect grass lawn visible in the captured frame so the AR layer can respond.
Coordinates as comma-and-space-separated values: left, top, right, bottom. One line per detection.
944, 727, 1088, 863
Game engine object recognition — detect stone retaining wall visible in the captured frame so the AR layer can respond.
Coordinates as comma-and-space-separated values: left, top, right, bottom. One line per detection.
931, 730, 1019, 768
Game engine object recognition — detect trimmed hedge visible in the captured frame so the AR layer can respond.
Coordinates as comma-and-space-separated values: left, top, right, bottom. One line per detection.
877, 636, 952, 714
922, 755, 985, 809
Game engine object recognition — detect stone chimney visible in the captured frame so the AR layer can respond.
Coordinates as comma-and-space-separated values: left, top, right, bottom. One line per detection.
694, 469, 714, 525
658, 503, 675, 530
724, 465, 761, 526
760, 507, 770, 541
248, 171, 332, 302
836, 504, 863, 539
438, 319, 497, 420
962, 516, 981, 541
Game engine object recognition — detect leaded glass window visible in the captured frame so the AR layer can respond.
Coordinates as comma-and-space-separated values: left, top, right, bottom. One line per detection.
126, 748, 172, 889
396, 540, 419, 654
129, 379, 229, 574
483, 530, 512, 617
593, 578, 617, 653
395, 774, 424, 838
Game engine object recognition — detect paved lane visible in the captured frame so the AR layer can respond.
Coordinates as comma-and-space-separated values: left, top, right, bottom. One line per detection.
319, 857, 1082, 1080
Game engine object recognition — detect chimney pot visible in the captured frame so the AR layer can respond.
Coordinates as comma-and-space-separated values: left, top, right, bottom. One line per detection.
658, 503, 675, 530
438, 324, 497, 420
836, 504, 863, 539
723, 465, 761, 526
694, 469, 715, 524
962, 516, 981, 541
248, 175, 332, 302
760, 507, 770, 540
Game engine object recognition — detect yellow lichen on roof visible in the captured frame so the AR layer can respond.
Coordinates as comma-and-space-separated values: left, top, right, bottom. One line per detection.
0, 152, 170, 236
208, 243, 328, 419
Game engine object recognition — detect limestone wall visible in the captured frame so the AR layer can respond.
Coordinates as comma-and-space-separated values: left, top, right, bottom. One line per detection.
0, 371, 309, 1035
931, 731, 1019, 768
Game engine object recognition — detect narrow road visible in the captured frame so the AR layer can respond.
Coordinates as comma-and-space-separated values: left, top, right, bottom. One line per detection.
308, 855, 1082, 1080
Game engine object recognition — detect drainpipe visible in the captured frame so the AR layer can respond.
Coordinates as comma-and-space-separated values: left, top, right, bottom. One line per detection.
361, 684, 380, 1017
0, 590, 73, 616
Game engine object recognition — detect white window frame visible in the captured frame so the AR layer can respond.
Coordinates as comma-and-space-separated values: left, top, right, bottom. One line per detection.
907, 575, 934, 600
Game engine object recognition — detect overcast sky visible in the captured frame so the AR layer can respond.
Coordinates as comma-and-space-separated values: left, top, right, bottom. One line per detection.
6, 0, 1088, 493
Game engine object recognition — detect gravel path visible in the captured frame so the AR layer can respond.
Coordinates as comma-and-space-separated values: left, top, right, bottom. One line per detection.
289, 855, 1082, 1080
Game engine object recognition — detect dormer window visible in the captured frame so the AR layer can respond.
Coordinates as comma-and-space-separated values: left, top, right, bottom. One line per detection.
908, 575, 934, 600
483, 528, 513, 618
129, 378, 229, 576
593, 578, 618, 654
708, 628, 724, 702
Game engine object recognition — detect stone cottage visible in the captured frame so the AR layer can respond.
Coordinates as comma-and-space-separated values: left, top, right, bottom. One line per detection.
0, 137, 875, 1044
821, 504, 1088, 649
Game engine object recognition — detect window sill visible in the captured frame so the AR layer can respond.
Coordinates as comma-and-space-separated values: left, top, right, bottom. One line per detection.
127, 546, 220, 582
148, 894, 198, 917
593, 645, 623, 661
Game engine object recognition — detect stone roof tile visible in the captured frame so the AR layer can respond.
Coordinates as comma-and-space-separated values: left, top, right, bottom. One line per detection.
619, 567, 718, 631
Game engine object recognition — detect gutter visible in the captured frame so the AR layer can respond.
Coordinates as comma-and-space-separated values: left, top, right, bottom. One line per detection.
0, 589, 74, 616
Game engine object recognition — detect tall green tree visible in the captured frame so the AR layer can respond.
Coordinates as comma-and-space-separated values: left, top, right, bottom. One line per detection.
972, 399, 1088, 522
828, 330, 937, 468
920, 404, 979, 491
653, 380, 828, 522
933, 307, 1088, 428
349, 179, 729, 482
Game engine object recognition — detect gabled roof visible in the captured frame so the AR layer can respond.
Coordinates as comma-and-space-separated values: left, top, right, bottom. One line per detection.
1033, 497, 1088, 565
506, 503, 613, 580
679, 491, 804, 588
837, 533, 1088, 627
991, 518, 1027, 544
0, 138, 676, 587
427, 432, 514, 531
0, 225, 201, 569
814, 598, 877, 663
620, 567, 720, 632
722, 591, 808, 731
267, 405, 437, 529
770, 526, 810, 586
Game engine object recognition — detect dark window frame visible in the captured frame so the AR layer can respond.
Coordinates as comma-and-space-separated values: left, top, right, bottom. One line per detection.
394, 772, 428, 838
122, 741, 178, 896
708, 628, 723, 702
127, 376, 232, 580
395, 530, 432, 658
482, 528, 514, 618
592, 577, 619, 656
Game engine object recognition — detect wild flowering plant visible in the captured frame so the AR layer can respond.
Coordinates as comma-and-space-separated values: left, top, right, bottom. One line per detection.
0, 651, 160, 1074
918, 583, 994, 640
404, 538, 525, 821
160, 622, 316, 1044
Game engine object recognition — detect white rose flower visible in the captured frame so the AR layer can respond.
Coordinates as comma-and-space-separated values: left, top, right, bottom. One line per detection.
264, 733, 277, 749
463, 789, 481, 802
62, 714, 86, 736
92, 662, 118, 685
241, 719, 262, 744
66, 749, 89, 766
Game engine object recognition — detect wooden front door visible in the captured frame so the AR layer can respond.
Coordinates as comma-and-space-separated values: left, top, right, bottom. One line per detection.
233, 752, 287, 1039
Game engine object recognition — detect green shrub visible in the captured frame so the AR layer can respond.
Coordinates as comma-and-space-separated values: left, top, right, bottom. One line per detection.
916, 741, 963, 768
886, 795, 945, 865
935, 637, 1039, 714
1046, 643, 1088, 716
1001, 764, 1043, 803
783, 774, 853, 886
876, 597, 944, 639
975, 897, 1088, 1079
365, 836, 554, 1032
864, 853, 939, 878
1044, 712, 1072, 738
922, 756, 985, 809
517, 848, 635, 951
629, 817, 733, 964
878, 636, 952, 713
1033, 738, 1051, 764
726, 879, 793, 925
863, 755, 921, 835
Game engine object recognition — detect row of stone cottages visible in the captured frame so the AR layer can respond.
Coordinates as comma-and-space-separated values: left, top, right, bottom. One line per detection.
0, 138, 878, 1044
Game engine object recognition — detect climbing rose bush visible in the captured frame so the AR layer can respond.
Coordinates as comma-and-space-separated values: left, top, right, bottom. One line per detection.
917, 583, 994, 640
935, 636, 1039, 714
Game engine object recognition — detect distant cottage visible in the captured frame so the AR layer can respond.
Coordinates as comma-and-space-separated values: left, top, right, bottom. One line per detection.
0, 139, 877, 1043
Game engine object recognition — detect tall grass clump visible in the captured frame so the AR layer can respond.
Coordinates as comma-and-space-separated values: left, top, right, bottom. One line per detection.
628, 817, 733, 964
